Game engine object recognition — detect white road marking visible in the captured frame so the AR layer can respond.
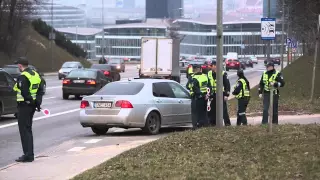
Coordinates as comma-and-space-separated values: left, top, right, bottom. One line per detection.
46, 86, 62, 90
84, 139, 102, 144
67, 147, 86, 152
0, 108, 80, 129
43, 97, 56, 100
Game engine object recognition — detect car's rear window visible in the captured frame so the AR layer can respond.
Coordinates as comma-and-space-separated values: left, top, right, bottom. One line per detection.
228, 59, 238, 62
62, 62, 78, 68
67, 70, 96, 78
95, 82, 144, 95
91, 64, 111, 70
3, 66, 20, 74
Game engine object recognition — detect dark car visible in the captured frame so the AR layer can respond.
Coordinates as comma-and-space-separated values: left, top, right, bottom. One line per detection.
239, 58, 253, 68
225, 59, 246, 71
62, 69, 109, 100
0, 69, 17, 119
264, 58, 281, 66
58, 61, 84, 80
107, 58, 125, 72
2, 65, 47, 94
90, 64, 121, 81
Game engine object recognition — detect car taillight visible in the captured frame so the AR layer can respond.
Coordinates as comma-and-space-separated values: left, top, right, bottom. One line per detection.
236, 62, 239, 65
86, 80, 96, 85
62, 79, 70, 84
80, 100, 89, 108
115, 100, 133, 108
103, 71, 110, 75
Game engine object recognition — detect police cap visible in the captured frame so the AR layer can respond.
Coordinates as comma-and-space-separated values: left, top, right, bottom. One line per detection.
192, 64, 201, 69
237, 69, 244, 76
211, 60, 217, 65
14, 57, 29, 66
266, 61, 274, 67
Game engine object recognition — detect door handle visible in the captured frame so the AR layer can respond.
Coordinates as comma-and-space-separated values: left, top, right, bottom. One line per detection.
178, 100, 183, 103
155, 99, 162, 103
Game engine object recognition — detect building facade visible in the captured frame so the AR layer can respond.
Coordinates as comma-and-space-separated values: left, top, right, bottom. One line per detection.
146, 0, 183, 19
56, 28, 103, 60
32, 3, 86, 28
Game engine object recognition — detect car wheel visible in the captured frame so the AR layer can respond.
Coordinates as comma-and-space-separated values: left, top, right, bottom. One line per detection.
75, 95, 81, 100
63, 93, 69, 100
91, 127, 109, 135
14, 113, 18, 119
142, 111, 161, 135
226, 68, 229, 71
114, 73, 121, 81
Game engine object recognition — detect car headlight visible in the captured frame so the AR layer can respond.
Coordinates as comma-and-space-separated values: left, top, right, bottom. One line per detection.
116, 65, 120, 69
59, 69, 62, 73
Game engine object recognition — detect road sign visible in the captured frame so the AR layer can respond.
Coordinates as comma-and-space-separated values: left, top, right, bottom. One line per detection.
261, 18, 276, 40
286, 38, 291, 45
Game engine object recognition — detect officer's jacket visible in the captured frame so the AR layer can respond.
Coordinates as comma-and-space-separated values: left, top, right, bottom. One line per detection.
207, 70, 231, 97
15, 68, 44, 103
258, 69, 285, 94
233, 78, 250, 99
186, 72, 210, 96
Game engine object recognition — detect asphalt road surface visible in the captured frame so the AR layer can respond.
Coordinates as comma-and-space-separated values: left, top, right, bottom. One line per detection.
0, 62, 270, 168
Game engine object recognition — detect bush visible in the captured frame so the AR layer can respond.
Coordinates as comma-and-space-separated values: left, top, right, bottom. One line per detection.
31, 19, 86, 58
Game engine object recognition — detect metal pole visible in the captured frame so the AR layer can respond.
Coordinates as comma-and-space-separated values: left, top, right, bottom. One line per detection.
287, 6, 290, 65
266, 0, 271, 60
267, 0, 273, 133
280, 1, 285, 71
216, 0, 224, 128
310, 14, 320, 103
241, 23, 243, 58
76, 26, 78, 45
51, 0, 54, 71
101, 0, 105, 59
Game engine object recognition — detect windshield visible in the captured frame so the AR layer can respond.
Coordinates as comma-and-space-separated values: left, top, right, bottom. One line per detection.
3, 66, 20, 74
67, 70, 96, 78
95, 82, 144, 95
108, 59, 121, 64
62, 62, 78, 68
188, 61, 205, 65
91, 64, 111, 70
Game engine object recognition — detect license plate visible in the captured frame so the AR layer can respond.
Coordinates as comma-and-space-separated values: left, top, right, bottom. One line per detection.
94, 102, 112, 108
230, 64, 234, 66
73, 80, 85, 83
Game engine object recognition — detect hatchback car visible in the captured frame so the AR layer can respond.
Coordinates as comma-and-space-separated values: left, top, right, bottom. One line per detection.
225, 59, 246, 71
90, 64, 121, 82
79, 79, 192, 135
239, 58, 253, 68
58, 61, 83, 80
0, 69, 17, 119
62, 69, 109, 100
107, 58, 125, 72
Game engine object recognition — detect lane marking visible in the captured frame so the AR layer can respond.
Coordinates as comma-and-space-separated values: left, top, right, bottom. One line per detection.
67, 147, 86, 152
46, 86, 62, 90
85, 139, 102, 144
43, 97, 56, 100
0, 108, 80, 129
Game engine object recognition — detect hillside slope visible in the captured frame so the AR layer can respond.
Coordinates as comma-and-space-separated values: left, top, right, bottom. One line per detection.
0, 25, 91, 72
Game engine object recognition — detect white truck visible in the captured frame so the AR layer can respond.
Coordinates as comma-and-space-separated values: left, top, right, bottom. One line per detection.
139, 37, 181, 83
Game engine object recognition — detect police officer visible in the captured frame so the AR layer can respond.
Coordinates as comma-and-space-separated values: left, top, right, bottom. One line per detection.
207, 61, 231, 126
258, 61, 285, 124
232, 69, 250, 126
14, 57, 44, 162
186, 64, 194, 79
186, 64, 210, 129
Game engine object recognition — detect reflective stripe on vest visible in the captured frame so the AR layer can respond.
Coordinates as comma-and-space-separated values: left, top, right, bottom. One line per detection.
188, 74, 195, 95
207, 70, 225, 93
193, 74, 208, 93
235, 79, 250, 99
263, 71, 279, 92
13, 71, 41, 102
187, 66, 193, 75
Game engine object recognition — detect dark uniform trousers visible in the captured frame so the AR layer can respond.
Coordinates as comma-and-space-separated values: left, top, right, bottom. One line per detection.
191, 96, 208, 128
17, 102, 36, 158
208, 96, 231, 126
237, 97, 250, 125
262, 92, 279, 124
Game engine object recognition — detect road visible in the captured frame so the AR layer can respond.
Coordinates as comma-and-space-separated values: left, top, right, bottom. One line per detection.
0, 62, 269, 168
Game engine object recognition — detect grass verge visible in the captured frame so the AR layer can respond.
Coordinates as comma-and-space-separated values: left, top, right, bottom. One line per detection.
228, 56, 320, 116
0, 25, 91, 72
72, 125, 320, 180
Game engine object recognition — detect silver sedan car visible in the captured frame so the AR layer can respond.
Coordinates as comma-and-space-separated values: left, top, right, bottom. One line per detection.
79, 79, 192, 135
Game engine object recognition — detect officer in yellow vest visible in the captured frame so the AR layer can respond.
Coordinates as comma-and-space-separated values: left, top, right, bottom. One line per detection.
207, 61, 231, 126
186, 64, 194, 79
232, 69, 250, 125
186, 64, 210, 129
258, 61, 285, 124
13, 58, 44, 163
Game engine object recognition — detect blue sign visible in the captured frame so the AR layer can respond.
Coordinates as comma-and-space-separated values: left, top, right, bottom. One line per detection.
261, 18, 276, 40
287, 38, 297, 48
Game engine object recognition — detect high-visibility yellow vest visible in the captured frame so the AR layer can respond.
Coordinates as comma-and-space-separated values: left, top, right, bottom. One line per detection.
262, 71, 279, 92
13, 71, 41, 102
234, 78, 250, 99
187, 66, 193, 75
189, 74, 208, 95
207, 70, 225, 93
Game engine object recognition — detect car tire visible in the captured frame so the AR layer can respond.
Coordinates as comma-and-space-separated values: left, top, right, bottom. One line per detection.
75, 95, 81, 100
14, 113, 18, 119
58, 76, 62, 80
226, 68, 229, 71
142, 111, 161, 135
114, 73, 121, 81
91, 127, 109, 135
63, 93, 69, 100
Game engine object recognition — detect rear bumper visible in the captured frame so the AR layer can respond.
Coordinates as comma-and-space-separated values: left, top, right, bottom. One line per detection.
79, 109, 144, 128
62, 86, 97, 95
58, 73, 67, 79
226, 65, 241, 69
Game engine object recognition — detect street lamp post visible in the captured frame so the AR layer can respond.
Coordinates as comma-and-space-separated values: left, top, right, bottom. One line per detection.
101, 0, 105, 59
280, 1, 285, 71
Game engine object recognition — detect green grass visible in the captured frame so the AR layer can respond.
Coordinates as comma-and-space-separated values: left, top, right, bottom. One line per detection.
228, 56, 320, 116
0, 25, 91, 72
72, 125, 320, 180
